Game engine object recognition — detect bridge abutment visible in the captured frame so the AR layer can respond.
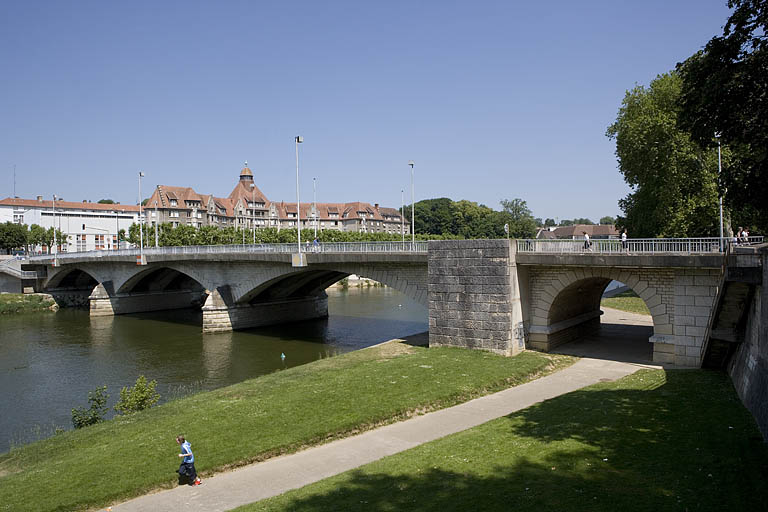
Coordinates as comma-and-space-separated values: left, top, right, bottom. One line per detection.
201, 289, 329, 334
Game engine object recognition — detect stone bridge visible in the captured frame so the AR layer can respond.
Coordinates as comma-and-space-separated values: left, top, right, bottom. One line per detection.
26, 238, 741, 367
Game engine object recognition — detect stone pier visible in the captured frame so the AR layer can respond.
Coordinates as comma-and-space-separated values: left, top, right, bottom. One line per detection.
201, 289, 329, 334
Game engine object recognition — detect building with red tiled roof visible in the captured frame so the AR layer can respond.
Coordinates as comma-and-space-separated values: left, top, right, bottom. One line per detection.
142, 163, 409, 235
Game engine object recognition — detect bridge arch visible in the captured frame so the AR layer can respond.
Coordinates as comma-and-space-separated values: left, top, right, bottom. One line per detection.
527, 266, 671, 352
117, 265, 208, 296
233, 264, 427, 307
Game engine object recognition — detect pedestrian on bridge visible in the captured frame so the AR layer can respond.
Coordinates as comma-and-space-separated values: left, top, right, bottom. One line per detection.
583, 232, 592, 252
621, 229, 628, 254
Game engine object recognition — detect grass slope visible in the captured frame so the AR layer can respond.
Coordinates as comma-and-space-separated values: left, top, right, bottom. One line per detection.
601, 290, 650, 315
0, 342, 573, 512
241, 370, 768, 512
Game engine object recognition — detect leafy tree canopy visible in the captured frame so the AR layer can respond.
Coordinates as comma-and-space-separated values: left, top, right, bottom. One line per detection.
677, 0, 768, 232
599, 216, 616, 225
606, 72, 720, 237
97, 199, 115, 204
0, 222, 28, 252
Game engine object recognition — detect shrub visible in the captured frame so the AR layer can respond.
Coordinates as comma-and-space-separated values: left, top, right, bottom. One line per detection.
114, 375, 160, 415
71, 386, 109, 429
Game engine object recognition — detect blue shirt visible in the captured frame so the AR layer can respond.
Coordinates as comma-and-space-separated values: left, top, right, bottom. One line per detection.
180, 441, 194, 463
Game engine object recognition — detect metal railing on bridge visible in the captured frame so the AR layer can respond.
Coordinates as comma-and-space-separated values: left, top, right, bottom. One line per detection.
517, 237, 764, 255
0, 258, 39, 279
28, 241, 429, 262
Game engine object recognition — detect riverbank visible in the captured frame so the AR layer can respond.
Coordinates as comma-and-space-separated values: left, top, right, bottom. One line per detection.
0, 293, 58, 315
0, 339, 574, 512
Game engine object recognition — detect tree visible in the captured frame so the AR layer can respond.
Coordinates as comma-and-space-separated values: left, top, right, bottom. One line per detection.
499, 198, 537, 238
677, 0, 768, 233
544, 218, 556, 227
114, 375, 160, 415
97, 199, 115, 204
599, 216, 616, 225
0, 222, 28, 253
606, 72, 720, 237
71, 386, 109, 429
572, 218, 594, 225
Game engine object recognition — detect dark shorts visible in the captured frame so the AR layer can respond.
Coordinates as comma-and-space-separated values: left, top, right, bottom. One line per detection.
621, 240, 627, 249
178, 462, 197, 485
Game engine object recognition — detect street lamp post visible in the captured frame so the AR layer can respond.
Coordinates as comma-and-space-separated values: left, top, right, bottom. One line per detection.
154, 200, 159, 247
409, 160, 415, 247
295, 136, 303, 256
313, 177, 317, 238
401, 189, 405, 244
138, 171, 145, 264
250, 183, 256, 244
52, 194, 57, 264
715, 133, 724, 251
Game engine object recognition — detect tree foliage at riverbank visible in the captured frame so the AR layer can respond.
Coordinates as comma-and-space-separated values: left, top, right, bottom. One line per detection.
677, 0, 768, 234
606, 73, 720, 238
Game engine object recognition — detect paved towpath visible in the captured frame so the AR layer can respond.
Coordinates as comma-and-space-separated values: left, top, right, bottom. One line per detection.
113, 355, 656, 512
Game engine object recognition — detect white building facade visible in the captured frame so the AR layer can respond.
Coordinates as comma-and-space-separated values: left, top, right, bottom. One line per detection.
0, 197, 140, 253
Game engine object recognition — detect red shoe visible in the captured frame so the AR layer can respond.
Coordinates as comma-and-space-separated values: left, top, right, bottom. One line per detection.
193, 478, 202, 486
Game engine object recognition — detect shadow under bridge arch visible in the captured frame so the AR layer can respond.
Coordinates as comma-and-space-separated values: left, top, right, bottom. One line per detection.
89, 266, 209, 317
44, 267, 100, 308
528, 270, 662, 365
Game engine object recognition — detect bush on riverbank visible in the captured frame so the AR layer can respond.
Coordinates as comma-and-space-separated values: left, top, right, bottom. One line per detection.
0, 342, 574, 512
0, 293, 57, 315
242, 370, 768, 512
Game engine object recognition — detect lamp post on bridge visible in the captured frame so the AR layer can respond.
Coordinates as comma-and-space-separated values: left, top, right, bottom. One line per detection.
295, 136, 304, 264
715, 132, 724, 251
138, 171, 145, 265
250, 183, 256, 244
409, 161, 415, 249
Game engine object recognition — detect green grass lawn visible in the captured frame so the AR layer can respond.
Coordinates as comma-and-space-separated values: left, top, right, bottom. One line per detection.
240, 370, 768, 512
0, 293, 56, 314
0, 341, 573, 512
601, 289, 650, 315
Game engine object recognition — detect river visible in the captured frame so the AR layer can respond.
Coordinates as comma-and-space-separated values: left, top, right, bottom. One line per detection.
0, 286, 428, 453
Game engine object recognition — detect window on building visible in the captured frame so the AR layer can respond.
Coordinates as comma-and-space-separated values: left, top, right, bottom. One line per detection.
95, 235, 105, 250
76, 235, 87, 252
170, 200, 177, 207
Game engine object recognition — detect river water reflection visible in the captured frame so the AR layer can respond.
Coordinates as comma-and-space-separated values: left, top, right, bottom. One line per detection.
0, 286, 427, 452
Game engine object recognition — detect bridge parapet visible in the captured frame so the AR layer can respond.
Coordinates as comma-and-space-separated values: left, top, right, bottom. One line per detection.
518, 237, 763, 255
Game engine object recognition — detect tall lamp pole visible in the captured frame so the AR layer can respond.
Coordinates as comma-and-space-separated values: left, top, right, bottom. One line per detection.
715, 132, 724, 250
295, 136, 303, 255
250, 183, 256, 244
52, 194, 57, 264
408, 160, 415, 246
401, 189, 405, 244
154, 200, 159, 247
138, 171, 144, 262
313, 177, 317, 238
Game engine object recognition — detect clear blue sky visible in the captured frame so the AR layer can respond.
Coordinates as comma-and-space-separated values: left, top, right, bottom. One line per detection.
0, 1, 732, 222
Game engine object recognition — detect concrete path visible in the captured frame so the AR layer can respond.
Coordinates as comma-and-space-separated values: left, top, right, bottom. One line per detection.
112, 355, 656, 512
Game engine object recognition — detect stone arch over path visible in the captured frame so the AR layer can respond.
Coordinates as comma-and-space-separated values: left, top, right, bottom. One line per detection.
526, 265, 673, 353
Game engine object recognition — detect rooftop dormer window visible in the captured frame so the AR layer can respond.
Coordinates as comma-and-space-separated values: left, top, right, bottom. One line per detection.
170, 199, 177, 207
